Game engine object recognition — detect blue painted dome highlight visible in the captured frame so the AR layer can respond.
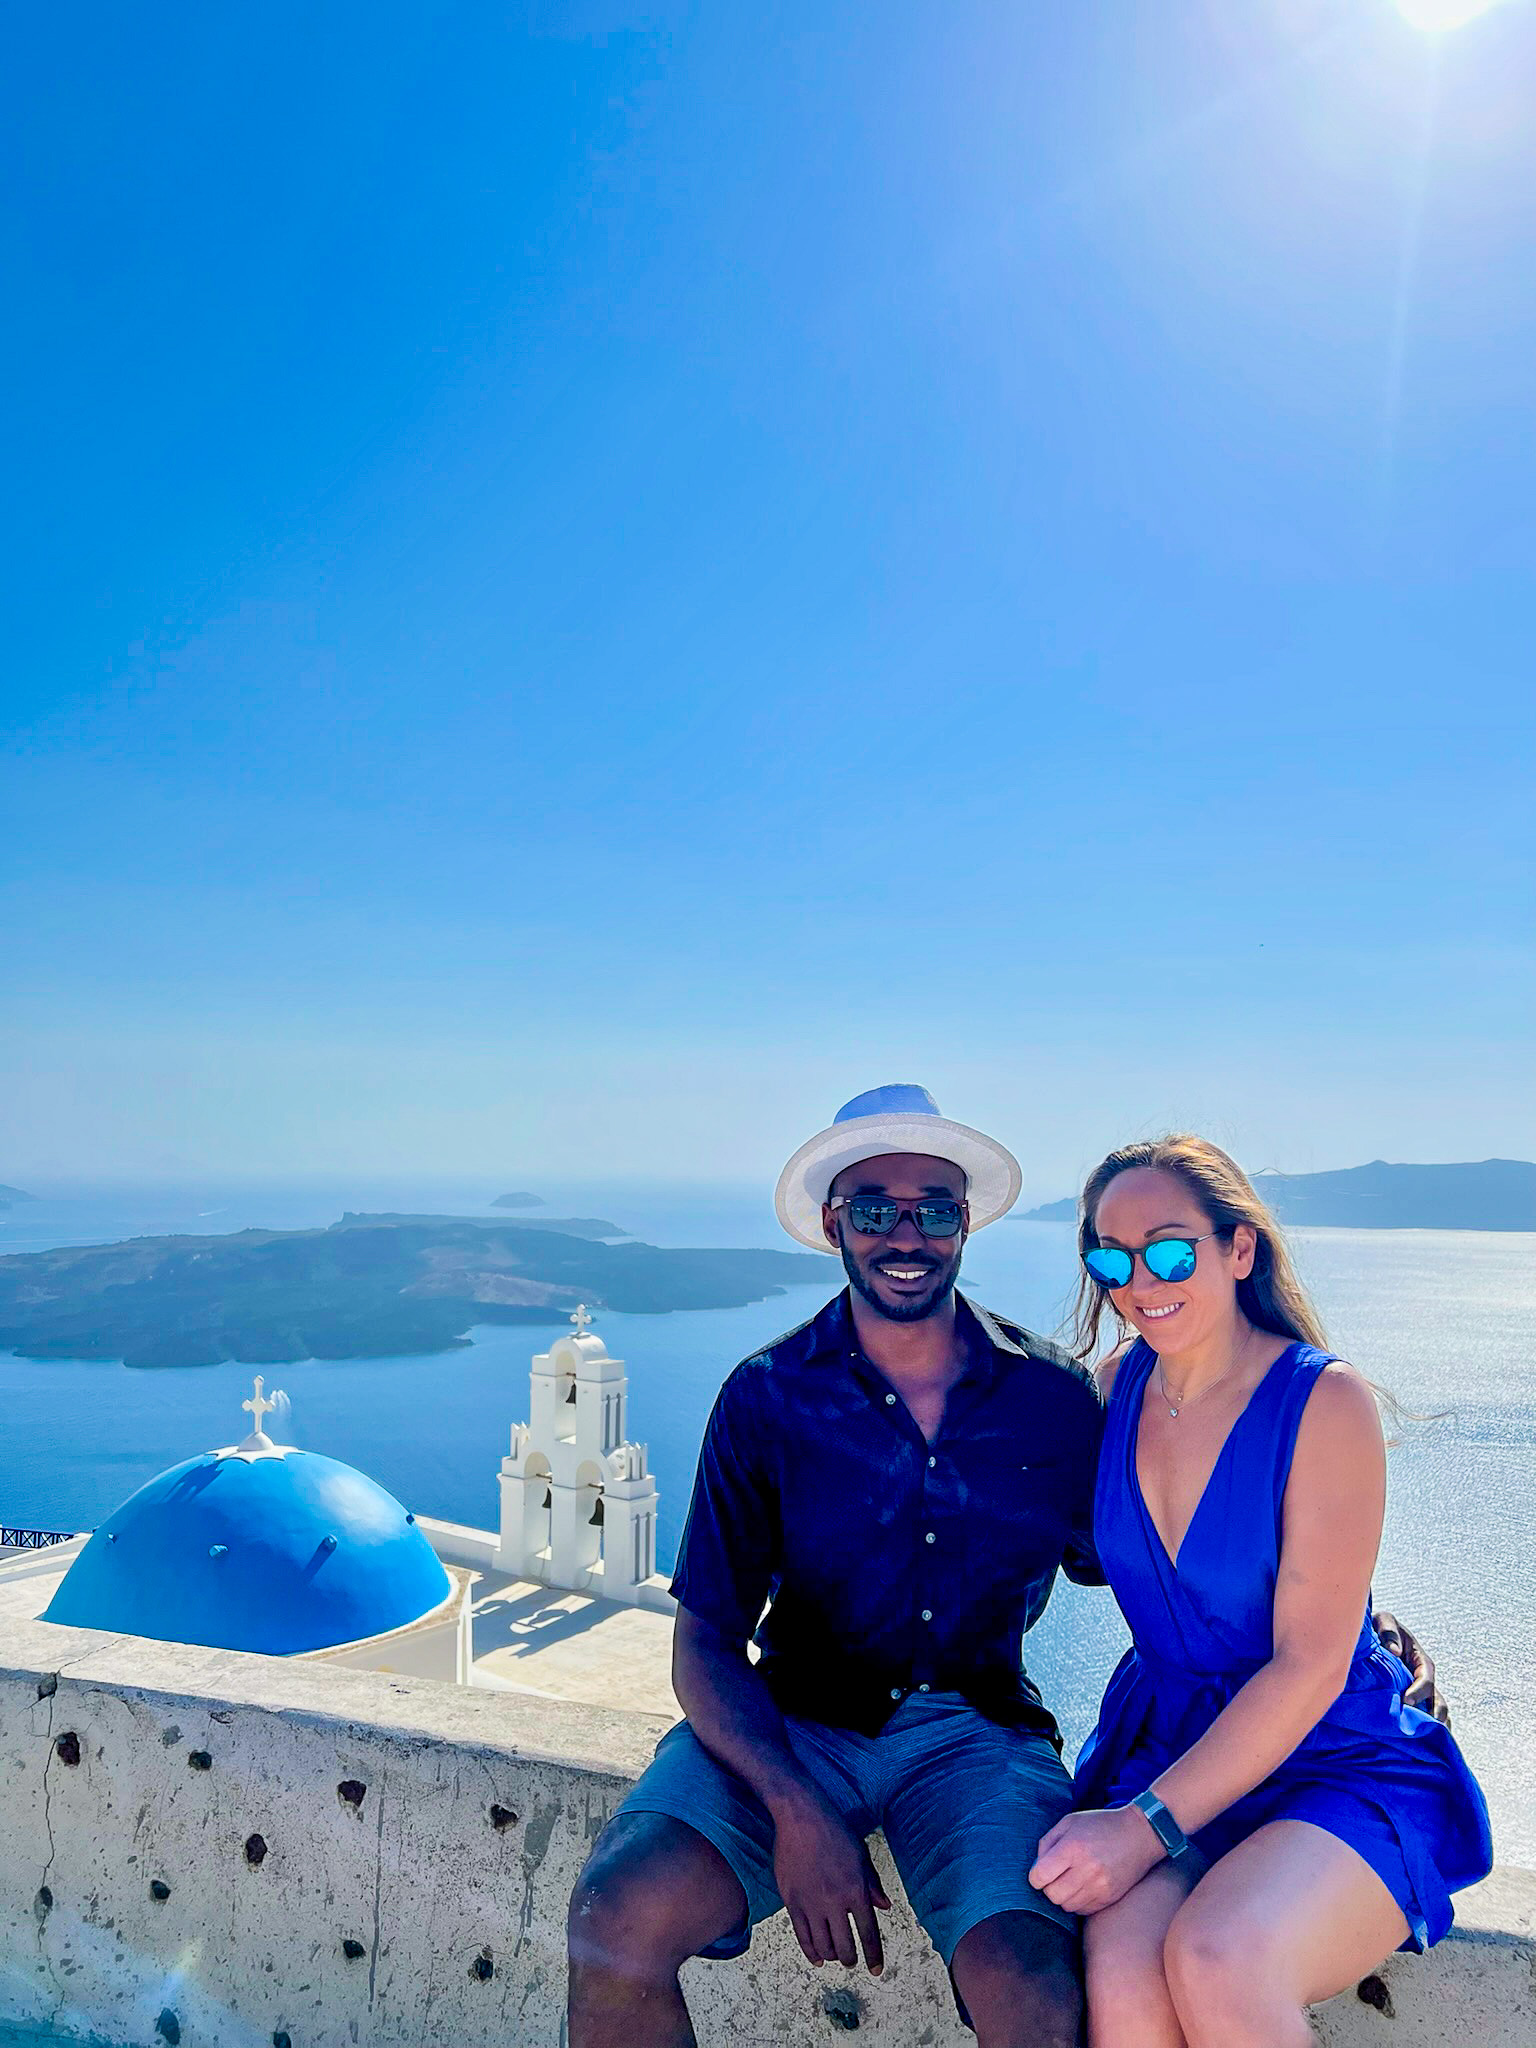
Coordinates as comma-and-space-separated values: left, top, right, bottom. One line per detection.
44, 1449, 451, 1655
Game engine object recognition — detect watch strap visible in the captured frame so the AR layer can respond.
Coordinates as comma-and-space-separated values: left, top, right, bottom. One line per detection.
1131, 1788, 1193, 1862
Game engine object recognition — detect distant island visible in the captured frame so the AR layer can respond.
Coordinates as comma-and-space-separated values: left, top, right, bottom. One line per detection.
1017, 1159, 1536, 1233
492, 1191, 545, 1209
0, 1213, 827, 1370
0, 1185, 35, 1209
463, 1213, 629, 1240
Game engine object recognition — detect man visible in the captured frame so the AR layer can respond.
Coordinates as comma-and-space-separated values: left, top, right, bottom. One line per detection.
568, 1085, 1099, 2048
566, 1086, 1438, 2047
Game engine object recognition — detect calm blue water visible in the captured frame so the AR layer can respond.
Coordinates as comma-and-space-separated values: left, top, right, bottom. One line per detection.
3, 1180, 1531, 1864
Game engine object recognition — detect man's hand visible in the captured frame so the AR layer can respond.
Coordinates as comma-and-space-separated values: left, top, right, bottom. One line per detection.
769, 1789, 890, 1974
1029, 1805, 1163, 1915
672, 1611, 889, 1972
1374, 1609, 1451, 1726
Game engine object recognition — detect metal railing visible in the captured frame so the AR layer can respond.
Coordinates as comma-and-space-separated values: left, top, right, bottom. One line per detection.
0, 1526, 78, 1550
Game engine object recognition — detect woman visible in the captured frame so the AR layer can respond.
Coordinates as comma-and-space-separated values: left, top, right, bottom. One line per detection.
1028, 1136, 1492, 2048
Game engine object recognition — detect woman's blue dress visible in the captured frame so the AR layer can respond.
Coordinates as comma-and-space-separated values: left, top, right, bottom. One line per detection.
1074, 1338, 1493, 1948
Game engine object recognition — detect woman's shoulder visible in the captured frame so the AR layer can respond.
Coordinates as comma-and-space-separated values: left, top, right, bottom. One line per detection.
1292, 1355, 1384, 1461
1265, 1339, 1377, 1425
1299, 1353, 1376, 1408
1277, 1339, 1372, 1404
1277, 1357, 1388, 1553
1093, 1337, 1140, 1401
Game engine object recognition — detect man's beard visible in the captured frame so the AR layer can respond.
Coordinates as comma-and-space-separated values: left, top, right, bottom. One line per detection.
839, 1238, 960, 1323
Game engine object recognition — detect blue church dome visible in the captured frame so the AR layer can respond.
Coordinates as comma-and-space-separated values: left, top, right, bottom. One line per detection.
45, 1382, 451, 1656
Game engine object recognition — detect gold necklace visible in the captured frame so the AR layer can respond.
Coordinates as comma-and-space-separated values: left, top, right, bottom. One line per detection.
1156, 1330, 1254, 1420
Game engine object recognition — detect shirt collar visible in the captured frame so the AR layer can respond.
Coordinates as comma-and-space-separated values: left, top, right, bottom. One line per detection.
805, 1287, 1007, 1389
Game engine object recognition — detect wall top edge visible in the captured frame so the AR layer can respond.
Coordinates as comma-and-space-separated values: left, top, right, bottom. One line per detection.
0, 1614, 671, 1779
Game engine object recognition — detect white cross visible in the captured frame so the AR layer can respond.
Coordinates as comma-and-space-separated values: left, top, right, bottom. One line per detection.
569, 1304, 593, 1338
242, 1375, 278, 1436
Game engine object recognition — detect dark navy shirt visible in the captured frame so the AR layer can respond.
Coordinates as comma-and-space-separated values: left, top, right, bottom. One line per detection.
669, 1289, 1105, 1742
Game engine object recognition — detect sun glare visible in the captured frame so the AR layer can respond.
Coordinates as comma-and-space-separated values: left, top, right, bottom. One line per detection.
1394, 0, 1515, 30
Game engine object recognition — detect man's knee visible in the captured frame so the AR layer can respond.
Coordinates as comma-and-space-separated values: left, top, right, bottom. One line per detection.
952, 1912, 1083, 2048
568, 1811, 743, 1975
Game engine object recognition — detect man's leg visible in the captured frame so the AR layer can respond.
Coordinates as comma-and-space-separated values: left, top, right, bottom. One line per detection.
877, 1697, 1083, 2045
950, 1911, 1083, 2048
567, 1810, 747, 2048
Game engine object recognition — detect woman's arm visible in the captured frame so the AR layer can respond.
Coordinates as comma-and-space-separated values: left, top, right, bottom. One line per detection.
1031, 1364, 1385, 1912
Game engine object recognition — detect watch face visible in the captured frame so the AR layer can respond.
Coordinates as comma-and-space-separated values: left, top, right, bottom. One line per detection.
1135, 1790, 1187, 1854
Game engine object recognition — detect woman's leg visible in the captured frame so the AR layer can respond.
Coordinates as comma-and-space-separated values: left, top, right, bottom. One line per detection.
1164, 1820, 1411, 2048
1082, 1863, 1192, 2048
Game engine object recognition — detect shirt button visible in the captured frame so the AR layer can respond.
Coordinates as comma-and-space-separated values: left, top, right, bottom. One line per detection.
885, 1393, 897, 1406
925, 1531, 936, 1544
927, 1455, 936, 1468
890, 1687, 902, 1700
921, 1609, 933, 1622
918, 1683, 931, 1693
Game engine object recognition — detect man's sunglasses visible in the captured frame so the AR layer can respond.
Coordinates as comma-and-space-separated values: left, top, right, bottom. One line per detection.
1081, 1231, 1223, 1289
829, 1196, 966, 1240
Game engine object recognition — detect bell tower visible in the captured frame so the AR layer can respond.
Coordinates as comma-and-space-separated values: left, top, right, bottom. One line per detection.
497, 1306, 671, 1612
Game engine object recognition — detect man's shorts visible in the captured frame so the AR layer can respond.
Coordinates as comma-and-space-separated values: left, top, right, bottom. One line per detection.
614, 1690, 1077, 1972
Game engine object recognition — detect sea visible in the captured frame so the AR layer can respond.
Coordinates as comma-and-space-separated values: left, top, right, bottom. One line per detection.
1, 1179, 1530, 1866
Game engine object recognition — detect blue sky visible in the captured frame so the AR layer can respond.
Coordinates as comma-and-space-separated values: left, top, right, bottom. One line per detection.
3, 1, 1532, 1198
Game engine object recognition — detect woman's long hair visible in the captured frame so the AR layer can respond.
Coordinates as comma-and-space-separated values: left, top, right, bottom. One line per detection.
1069, 1134, 1328, 1364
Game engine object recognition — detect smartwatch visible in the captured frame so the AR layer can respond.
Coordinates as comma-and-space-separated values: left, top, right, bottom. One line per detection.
1131, 1788, 1195, 1865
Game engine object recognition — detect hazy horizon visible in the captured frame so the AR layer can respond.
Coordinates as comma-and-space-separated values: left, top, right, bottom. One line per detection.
3, 1145, 1532, 1216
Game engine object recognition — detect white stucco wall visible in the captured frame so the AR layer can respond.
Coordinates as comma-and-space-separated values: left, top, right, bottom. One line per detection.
0, 1617, 1529, 2048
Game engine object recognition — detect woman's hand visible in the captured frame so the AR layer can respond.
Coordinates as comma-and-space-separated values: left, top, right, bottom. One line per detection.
1029, 1805, 1165, 1914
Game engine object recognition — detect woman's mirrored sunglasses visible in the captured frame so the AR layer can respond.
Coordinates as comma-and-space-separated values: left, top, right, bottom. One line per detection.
830, 1196, 965, 1239
1081, 1231, 1222, 1289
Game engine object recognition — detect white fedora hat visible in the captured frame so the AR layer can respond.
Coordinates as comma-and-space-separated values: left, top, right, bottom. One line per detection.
774, 1084, 1023, 1254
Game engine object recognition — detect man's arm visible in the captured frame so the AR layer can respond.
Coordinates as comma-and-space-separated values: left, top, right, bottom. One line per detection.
667, 1373, 889, 1974
1061, 1363, 1114, 1587
672, 1610, 889, 1973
